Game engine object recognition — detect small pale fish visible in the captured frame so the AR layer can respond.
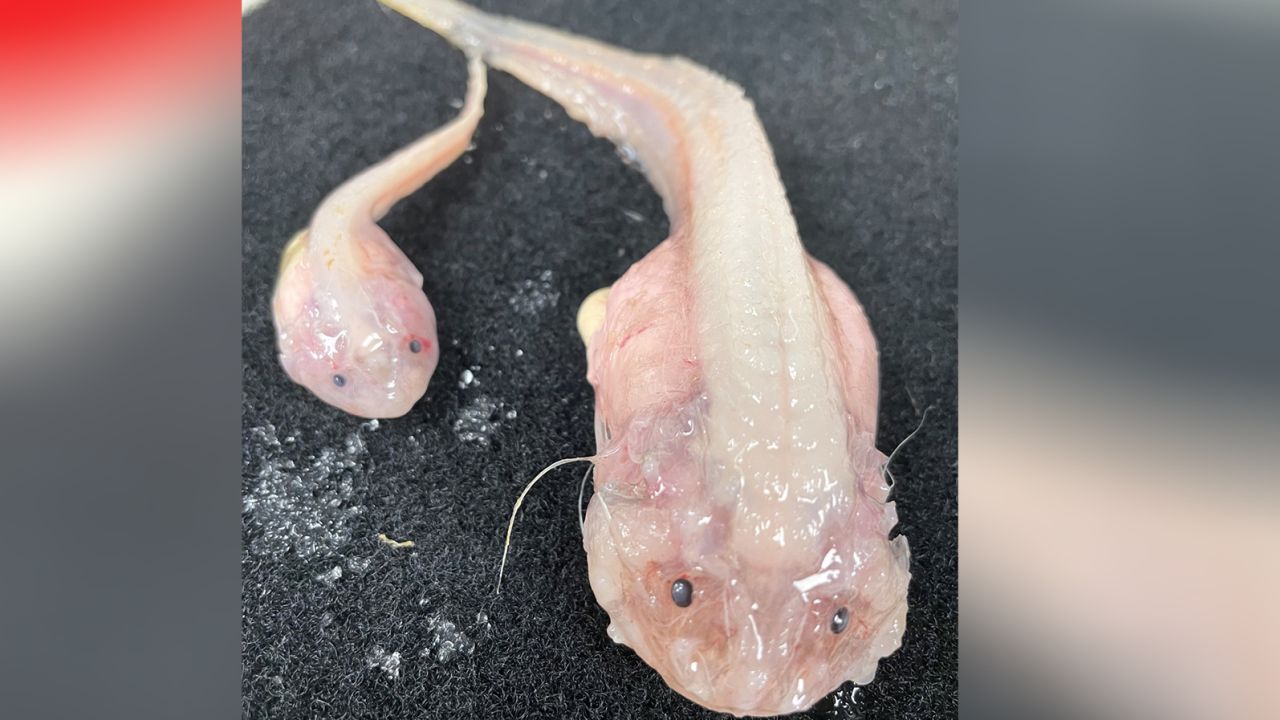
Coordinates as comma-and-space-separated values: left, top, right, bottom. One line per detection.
271, 56, 486, 418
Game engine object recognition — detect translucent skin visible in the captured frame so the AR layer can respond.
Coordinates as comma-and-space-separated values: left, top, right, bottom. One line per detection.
384, 1, 911, 714
583, 250, 909, 715
271, 58, 486, 418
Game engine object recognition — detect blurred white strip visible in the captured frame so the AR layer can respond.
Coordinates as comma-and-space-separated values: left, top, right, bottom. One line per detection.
243, 0, 271, 16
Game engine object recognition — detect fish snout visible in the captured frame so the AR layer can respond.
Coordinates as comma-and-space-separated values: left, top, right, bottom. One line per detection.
655, 586, 824, 715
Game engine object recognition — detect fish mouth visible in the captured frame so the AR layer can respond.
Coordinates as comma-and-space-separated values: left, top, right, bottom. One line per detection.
632, 610, 823, 717
660, 666, 819, 718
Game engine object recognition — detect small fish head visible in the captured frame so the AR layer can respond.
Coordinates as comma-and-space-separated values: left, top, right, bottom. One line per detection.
272, 231, 438, 418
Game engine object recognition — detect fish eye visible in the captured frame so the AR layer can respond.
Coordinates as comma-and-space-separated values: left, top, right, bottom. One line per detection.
409, 339, 422, 354
332, 374, 347, 387
671, 578, 693, 608
831, 606, 849, 634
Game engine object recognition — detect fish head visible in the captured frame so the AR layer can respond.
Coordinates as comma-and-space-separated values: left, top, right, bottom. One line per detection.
271, 228, 438, 418
583, 420, 910, 716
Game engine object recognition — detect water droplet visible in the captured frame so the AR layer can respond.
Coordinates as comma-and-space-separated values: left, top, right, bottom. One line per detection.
366, 646, 402, 680
508, 270, 560, 314
244, 430, 367, 561
421, 615, 476, 665
345, 555, 372, 576
454, 396, 503, 446
316, 565, 343, 585
615, 145, 639, 166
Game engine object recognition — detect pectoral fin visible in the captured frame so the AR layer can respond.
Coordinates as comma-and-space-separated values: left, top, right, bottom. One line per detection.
576, 286, 610, 346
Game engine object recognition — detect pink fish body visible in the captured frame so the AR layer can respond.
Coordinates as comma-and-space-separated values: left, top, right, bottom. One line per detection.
378, 1, 911, 715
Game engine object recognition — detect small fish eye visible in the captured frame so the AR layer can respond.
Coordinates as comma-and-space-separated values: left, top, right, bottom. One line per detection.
409, 339, 422, 354
671, 578, 693, 608
332, 374, 346, 387
831, 606, 849, 634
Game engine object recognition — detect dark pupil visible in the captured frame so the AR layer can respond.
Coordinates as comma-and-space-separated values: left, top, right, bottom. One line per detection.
671, 578, 693, 607
409, 339, 422, 353
332, 374, 346, 387
831, 606, 849, 634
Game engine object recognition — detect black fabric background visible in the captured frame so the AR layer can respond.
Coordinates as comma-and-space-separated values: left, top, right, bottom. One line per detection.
242, 1, 956, 718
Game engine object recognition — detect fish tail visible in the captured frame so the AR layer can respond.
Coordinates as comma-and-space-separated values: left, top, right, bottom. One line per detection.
377, 0, 739, 216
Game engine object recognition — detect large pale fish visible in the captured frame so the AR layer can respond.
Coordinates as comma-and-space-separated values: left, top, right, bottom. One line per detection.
376, 0, 911, 715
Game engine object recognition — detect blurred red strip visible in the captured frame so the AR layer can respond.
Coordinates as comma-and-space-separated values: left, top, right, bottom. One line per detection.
0, 0, 239, 152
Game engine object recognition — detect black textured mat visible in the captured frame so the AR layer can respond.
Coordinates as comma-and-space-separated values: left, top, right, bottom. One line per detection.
242, 1, 956, 718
